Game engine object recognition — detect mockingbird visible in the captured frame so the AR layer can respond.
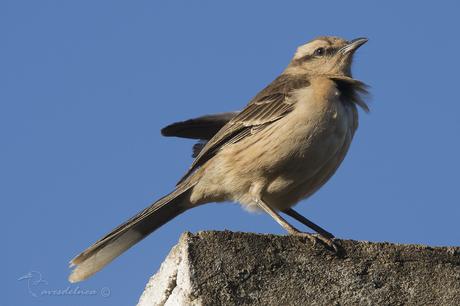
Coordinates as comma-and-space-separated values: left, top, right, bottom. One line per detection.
69, 36, 369, 283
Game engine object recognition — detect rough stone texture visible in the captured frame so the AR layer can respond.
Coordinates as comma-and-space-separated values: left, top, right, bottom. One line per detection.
138, 231, 460, 306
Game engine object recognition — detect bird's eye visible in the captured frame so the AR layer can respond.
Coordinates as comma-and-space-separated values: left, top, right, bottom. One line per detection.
314, 47, 325, 56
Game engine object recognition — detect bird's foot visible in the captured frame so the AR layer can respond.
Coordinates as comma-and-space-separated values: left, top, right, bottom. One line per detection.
289, 230, 341, 253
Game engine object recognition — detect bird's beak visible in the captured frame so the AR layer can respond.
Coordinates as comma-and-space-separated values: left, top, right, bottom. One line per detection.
340, 37, 368, 54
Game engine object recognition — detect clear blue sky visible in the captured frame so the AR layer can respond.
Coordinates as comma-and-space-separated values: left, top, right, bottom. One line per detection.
3, 1, 459, 305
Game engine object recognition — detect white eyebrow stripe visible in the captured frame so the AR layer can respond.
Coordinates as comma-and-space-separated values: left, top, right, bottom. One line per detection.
293, 40, 330, 60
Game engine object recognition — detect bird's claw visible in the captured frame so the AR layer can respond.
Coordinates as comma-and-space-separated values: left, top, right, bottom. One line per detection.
291, 231, 340, 253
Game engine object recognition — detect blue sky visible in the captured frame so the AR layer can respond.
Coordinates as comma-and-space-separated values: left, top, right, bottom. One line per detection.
3, 1, 460, 305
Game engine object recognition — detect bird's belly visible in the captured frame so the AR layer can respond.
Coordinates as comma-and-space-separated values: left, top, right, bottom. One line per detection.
258, 101, 353, 210
190, 98, 355, 212
263, 128, 351, 211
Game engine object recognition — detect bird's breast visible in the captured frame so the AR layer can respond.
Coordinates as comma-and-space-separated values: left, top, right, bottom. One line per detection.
280, 81, 350, 156
190, 78, 357, 211
260, 81, 356, 209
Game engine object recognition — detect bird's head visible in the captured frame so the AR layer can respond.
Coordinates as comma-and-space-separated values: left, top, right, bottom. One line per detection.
287, 36, 368, 76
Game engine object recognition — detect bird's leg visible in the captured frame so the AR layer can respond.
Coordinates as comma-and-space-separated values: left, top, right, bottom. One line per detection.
282, 208, 335, 239
254, 198, 339, 252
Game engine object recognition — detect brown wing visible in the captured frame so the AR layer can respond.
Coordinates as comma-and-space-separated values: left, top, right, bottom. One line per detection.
178, 73, 310, 184
161, 112, 239, 140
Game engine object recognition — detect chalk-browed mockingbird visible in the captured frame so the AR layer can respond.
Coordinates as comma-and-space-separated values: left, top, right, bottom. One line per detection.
69, 36, 369, 282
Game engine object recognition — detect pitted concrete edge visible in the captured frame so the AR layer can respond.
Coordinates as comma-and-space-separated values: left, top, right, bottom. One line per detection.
138, 231, 460, 306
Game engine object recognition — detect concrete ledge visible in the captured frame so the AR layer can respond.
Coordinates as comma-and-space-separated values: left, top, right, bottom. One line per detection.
138, 231, 460, 306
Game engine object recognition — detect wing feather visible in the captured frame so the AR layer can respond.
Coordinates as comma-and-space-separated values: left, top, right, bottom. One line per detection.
178, 74, 310, 184
161, 112, 238, 140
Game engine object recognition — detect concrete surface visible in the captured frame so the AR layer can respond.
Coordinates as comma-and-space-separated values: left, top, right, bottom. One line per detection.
138, 231, 460, 306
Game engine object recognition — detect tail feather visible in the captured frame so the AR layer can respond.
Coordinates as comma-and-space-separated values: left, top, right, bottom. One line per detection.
69, 186, 193, 283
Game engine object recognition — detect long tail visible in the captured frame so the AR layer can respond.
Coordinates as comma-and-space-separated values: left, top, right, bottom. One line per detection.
68, 185, 194, 283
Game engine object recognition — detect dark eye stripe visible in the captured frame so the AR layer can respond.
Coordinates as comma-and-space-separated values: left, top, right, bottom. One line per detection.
326, 47, 337, 56
295, 54, 313, 64
294, 47, 337, 65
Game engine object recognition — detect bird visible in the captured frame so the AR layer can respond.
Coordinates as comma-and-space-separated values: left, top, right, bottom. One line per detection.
68, 36, 369, 283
